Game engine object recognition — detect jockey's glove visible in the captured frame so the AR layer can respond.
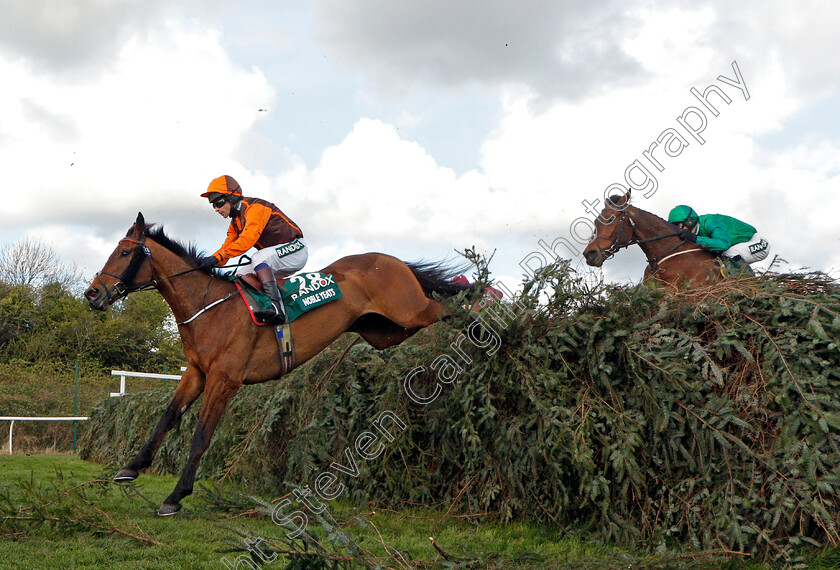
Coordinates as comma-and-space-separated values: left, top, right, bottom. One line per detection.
677, 228, 697, 243
198, 256, 219, 268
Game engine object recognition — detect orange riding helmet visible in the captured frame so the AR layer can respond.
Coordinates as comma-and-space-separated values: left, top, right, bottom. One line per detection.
200, 175, 242, 199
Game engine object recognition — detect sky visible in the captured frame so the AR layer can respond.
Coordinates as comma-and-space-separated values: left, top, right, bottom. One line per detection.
1, 0, 839, 294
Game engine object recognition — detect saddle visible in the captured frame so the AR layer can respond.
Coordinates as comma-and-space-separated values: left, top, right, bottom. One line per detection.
239, 272, 286, 291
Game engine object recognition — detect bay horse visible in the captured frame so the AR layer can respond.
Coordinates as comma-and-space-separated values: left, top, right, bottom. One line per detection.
582, 193, 722, 287
84, 213, 473, 516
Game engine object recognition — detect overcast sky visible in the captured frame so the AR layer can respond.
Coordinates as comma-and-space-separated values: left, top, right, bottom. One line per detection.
1, 0, 839, 292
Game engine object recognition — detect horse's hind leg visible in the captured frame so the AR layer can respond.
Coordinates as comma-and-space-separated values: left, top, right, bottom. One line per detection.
159, 373, 240, 516
114, 366, 205, 482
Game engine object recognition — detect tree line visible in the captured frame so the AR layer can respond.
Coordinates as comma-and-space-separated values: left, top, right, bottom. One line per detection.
0, 238, 184, 373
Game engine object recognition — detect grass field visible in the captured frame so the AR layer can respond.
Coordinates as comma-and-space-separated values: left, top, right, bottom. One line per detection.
2, 455, 838, 569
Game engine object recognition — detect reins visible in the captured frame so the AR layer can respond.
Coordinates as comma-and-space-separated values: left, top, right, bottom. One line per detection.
93, 236, 250, 325
175, 290, 239, 326
597, 208, 704, 270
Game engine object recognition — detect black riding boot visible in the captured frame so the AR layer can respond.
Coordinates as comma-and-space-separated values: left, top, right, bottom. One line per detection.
254, 264, 286, 325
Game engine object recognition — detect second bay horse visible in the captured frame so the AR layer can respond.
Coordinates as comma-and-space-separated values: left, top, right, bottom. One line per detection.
583, 193, 722, 287
84, 213, 474, 515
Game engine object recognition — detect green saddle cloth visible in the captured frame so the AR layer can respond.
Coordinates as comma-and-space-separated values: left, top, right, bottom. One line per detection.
236, 272, 342, 323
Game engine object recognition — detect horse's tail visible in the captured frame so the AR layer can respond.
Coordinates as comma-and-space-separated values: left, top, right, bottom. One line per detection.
407, 261, 477, 299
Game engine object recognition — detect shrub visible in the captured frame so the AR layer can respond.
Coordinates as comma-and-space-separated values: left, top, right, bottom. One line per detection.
81, 268, 840, 562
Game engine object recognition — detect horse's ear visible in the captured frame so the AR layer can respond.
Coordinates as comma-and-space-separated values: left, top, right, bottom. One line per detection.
134, 212, 145, 237
606, 192, 630, 213
608, 194, 628, 206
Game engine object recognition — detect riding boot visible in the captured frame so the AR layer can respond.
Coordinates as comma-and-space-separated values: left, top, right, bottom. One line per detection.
254, 264, 286, 325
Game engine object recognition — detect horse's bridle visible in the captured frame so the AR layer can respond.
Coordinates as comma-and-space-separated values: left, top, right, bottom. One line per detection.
92, 237, 210, 303
92, 237, 158, 306
596, 208, 635, 259
595, 208, 696, 270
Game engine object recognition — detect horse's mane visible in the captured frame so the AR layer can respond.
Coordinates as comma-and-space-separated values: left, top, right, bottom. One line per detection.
628, 204, 671, 226
128, 224, 212, 273
608, 195, 674, 231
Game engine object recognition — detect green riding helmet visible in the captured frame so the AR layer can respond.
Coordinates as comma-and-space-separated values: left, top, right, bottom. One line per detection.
668, 205, 699, 229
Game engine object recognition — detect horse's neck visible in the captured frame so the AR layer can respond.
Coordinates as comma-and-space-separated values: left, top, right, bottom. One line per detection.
148, 243, 232, 325
628, 206, 687, 260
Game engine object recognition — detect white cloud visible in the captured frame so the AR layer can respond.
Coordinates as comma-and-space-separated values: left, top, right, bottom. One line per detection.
274, 118, 496, 248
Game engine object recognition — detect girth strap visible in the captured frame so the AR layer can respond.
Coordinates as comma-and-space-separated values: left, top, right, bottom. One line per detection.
655, 248, 702, 265
274, 323, 295, 376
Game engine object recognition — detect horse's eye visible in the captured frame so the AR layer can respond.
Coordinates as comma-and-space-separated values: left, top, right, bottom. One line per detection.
120, 249, 131, 257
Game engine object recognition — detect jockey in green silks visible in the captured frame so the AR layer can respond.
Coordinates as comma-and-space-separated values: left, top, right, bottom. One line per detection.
667, 205, 770, 264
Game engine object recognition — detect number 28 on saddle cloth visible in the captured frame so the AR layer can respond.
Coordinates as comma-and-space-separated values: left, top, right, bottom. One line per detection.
233, 271, 343, 324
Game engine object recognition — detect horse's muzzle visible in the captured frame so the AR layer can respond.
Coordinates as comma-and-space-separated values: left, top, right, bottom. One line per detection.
583, 248, 605, 267
84, 286, 111, 311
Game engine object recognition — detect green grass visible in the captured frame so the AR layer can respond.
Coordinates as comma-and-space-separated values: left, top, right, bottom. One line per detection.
2, 455, 837, 569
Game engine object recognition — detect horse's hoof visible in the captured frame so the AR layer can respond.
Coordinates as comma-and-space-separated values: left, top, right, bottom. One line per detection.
113, 468, 138, 482
157, 503, 181, 517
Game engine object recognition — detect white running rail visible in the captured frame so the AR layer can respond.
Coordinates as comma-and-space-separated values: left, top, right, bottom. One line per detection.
110, 368, 185, 397
0, 416, 89, 455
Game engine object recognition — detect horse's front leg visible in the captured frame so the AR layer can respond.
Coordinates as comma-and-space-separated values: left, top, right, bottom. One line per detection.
158, 372, 240, 516
114, 366, 206, 482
